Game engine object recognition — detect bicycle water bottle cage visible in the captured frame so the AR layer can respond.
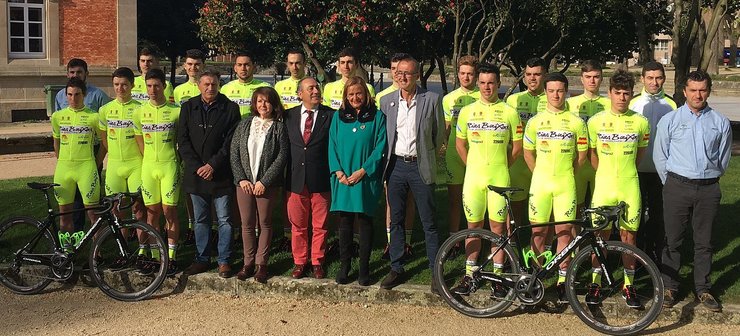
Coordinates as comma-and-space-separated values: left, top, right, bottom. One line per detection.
523, 248, 555, 269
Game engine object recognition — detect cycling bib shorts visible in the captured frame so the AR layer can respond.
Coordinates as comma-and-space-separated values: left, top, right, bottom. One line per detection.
52, 106, 101, 206
140, 160, 181, 206
443, 87, 480, 185
568, 94, 610, 205
506, 90, 546, 201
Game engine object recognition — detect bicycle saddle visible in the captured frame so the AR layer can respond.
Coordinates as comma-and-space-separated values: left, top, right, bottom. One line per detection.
487, 186, 523, 195
27, 182, 60, 191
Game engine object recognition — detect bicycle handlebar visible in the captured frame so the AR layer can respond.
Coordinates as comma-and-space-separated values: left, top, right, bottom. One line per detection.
582, 201, 627, 231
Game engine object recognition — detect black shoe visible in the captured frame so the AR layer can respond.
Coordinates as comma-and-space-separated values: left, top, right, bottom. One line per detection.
663, 289, 678, 308
380, 270, 403, 289
492, 283, 508, 299
136, 256, 154, 276
108, 256, 129, 271
585, 283, 601, 305
183, 229, 195, 246
166, 260, 180, 277
451, 276, 476, 295
556, 283, 568, 304
622, 285, 641, 308
698, 292, 721, 312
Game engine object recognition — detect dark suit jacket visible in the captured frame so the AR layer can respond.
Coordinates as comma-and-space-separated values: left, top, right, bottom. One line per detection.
177, 93, 241, 195
284, 103, 334, 193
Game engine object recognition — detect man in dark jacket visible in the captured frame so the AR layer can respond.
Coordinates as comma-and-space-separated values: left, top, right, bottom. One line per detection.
284, 77, 334, 279
177, 70, 241, 278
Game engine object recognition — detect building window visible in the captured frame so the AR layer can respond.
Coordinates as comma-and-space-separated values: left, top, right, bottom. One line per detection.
655, 40, 669, 51
8, 0, 45, 59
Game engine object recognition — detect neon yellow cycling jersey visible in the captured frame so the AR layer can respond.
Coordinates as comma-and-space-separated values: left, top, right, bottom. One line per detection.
375, 84, 397, 106
506, 90, 546, 125
133, 101, 180, 162
445, 87, 481, 152
567, 94, 610, 123
51, 106, 99, 162
221, 78, 272, 117
174, 81, 200, 106
322, 79, 376, 110
132, 76, 174, 104
523, 108, 588, 177
456, 99, 522, 167
587, 110, 650, 179
275, 76, 304, 110
98, 99, 142, 161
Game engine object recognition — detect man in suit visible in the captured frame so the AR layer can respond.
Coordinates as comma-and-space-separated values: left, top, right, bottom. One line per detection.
380, 57, 445, 292
284, 77, 334, 279
177, 70, 241, 278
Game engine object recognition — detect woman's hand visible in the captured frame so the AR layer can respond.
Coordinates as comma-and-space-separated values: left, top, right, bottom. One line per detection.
336, 171, 350, 186
347, 168, 366, 186
253, 181, 266, 196
239, 180, 254, 195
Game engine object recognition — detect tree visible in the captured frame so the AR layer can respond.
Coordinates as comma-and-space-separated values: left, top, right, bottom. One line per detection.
138, 0, 208, 83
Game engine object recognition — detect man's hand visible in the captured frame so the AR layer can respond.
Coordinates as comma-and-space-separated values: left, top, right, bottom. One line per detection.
253, 181, 266, 196
196, 164, 214, 181
347, 168, 366, 186
239, 180, 254, 195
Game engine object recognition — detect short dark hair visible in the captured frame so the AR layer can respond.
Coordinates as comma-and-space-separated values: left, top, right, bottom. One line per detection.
580, 60, 602, 73
478, 63, 500, 81
526, 57, 546, 69
235, 50, 253, 61
287, 48, 305, 59
609, 69, 635, 91
185, 49, 206, 62
686, 70, 712, 91
544, 72, 569, 89
250, 87, 285, 121
338, 47, 359, 63
139, 48, 157, 59
112, 67, 135, 84
145, 68, 167, 86
66, 77, 87, 95
641, 61, 665, 77
390, 52, 412, 63
66, 58, 88, 72
199, 69, 221, 83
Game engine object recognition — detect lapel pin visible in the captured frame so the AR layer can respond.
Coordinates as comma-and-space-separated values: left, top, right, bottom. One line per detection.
360, 124, 366, 130
391, 102, 395, 107
352, 127, 357, 132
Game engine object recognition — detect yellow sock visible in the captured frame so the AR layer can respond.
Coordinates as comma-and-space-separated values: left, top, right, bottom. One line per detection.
168, 244, 177, 260
624, 269, 635, 287
138, 245, 148, 256
465, 260, 476, 276
493, 263, 504, 275
591, 268, 602, 284
386, 228, 391, 243
405, 230, 413, 244
557, 269, 567, 284
150, 244, 160, 260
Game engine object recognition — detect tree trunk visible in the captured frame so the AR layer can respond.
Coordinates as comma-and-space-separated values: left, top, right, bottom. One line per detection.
634, 4, 655, 66
437, 57, 448, 95
730, 16, 739, 68
699, 0, 729, 72
420, 59, 437, 90
170, 57, 177, 85
302, 42, 328, 84
671, 0, 701, 106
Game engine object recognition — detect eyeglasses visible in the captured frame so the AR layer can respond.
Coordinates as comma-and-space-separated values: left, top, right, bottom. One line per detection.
396, 72, 418, 78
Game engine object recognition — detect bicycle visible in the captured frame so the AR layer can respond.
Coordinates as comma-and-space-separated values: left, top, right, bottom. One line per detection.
0, 182, 169, 301
433, 185, 664, 336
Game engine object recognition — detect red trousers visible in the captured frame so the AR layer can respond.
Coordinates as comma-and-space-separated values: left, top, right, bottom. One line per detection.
287, 187, 330, 266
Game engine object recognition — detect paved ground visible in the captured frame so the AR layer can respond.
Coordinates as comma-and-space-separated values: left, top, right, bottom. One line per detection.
0, 287, 735, 336
0, 152, 55, 179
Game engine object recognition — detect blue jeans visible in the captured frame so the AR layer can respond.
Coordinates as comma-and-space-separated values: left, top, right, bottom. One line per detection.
190, 193, 233, 265
387, 158, 439, 273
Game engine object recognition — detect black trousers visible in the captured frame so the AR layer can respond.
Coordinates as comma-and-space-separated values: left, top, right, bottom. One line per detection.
637, 172, 664, 261
661, 174, 721, 294
337, 212, 372, 277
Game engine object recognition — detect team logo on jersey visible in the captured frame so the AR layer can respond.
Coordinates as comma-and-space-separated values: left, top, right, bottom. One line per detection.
59, 125, 93, 134
471, 131, 482, 143
467, 122, 509, 132
282, 95, 300, 104
540, 140, 550, 150
597, 133, 638, 143
536, 130, 574, 141
142, 123, 176, 132
450, 109, 461, 118
516, 125, 523, 134
233, 98, 251, 106
107, 119, 134, 128
131, 92, 148, 101
601, 143, 613, 155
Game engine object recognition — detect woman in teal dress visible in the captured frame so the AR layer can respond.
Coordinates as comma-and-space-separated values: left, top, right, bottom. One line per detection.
328, 76, 387, 286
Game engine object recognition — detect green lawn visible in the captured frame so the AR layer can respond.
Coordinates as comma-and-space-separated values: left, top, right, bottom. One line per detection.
1, 157, 739, 302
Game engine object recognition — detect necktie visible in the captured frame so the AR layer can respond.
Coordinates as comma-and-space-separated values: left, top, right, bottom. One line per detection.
303, 110, 314, 144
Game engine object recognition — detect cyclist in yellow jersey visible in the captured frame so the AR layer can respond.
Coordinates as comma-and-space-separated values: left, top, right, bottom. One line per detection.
442, 55, 480, 251
452, 64, 522, 297
133, 69, 182, 276
567, 60, 610, 210
375, 53, 410, 106
322, 47, 375, 110
174, 49, 206, 106
275, 49, 307, 110
221, 51, 272, 117
52, 78, 101, 236
505, 57, 547, 231
586, 70, 650, 308
132, 48, 174, 103
523, 72, 587, 303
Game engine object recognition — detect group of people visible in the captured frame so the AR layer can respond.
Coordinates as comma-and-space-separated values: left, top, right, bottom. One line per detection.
50, 46, 732, 312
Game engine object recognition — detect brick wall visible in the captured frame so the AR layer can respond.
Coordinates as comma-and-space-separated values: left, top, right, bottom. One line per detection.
59, 0, 118, 67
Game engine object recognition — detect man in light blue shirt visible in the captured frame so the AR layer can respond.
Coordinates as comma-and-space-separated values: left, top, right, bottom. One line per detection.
653, 70, 732, 312
54, 58, 111, 112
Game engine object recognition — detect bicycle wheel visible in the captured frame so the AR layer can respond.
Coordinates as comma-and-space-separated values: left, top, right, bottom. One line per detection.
88, 220, 169, 301
433, 229, 519, 318
566, 240, 664, 335
0, 217, 55, 294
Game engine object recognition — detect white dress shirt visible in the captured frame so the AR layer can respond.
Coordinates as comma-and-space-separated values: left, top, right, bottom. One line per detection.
394, 93, 417, 156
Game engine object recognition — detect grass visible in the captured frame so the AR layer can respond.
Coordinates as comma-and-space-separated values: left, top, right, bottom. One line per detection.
1, 157, 739, 303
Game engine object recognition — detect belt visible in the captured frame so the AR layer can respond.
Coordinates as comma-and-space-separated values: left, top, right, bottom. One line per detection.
667, 172, 719, 186
395, 155, 417, 163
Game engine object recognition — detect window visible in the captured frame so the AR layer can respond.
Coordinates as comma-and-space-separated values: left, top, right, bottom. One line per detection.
8, 0, 45, 58
654, 40, 669, 52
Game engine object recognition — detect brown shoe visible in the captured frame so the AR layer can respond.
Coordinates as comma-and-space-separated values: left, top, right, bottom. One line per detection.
218, 264, 232, 278
184, 262, 210, 276
254, 264, 268, 283
291, 264, 308, 279
312, 265, 325, 279
236, 264, 254, 281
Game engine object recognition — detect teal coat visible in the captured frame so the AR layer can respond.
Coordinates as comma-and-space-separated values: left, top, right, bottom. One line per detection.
328, 107, 387, 215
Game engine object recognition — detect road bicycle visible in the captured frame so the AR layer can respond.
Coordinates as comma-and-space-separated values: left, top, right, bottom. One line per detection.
0, 182, 168, 301
433, 186, 663, 335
